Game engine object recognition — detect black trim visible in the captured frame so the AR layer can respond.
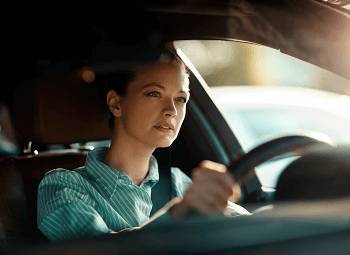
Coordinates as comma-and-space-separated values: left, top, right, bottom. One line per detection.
150, 147, 172, 217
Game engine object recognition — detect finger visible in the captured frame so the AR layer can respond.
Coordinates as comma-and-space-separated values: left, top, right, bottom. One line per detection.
228, 184, 242, 203
191, 167, 201, 177
184, 194, 226, 216
198, 160, 227, 173
192, 168, 235, 197
186, 180, 230, 211
198, 194, 228, 216
203, 169, 236, 194
207, 191, 229, 210
192, 183, 228, 208
197, 161, 240, 188
184, 178, 228, 205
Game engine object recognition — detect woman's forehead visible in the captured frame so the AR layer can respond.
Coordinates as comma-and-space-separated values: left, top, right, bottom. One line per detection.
131, 62, 189, 91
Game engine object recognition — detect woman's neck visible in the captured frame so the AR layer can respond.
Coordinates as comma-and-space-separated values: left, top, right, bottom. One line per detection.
102, 133, 155, 186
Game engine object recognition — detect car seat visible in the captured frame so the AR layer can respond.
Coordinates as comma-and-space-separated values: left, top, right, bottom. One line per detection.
0, 74, 112, 253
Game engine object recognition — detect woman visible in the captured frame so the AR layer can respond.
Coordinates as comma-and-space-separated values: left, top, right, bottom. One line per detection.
37, 50, 249, 243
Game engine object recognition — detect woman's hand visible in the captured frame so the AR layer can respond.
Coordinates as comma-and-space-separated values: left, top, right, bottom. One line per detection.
170, 160, 241, 220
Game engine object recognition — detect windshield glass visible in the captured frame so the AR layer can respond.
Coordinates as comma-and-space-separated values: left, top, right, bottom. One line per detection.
219, 106, 350, 150
209, 86, 350, 150
174, 40, 350, 149
174, 40, 350, 187
175, 40, 350, 89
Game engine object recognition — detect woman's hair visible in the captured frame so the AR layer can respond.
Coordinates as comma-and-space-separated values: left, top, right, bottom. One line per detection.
105, 50, 190, 130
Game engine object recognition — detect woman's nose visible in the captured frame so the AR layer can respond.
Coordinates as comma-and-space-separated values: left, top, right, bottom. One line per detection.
164, 100, 177, 117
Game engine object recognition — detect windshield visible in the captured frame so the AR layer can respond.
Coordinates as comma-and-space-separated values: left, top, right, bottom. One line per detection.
174, 40, 350, 187
218, 106, 350, 151
174, 40, 350, 90
174, 40, 350, 149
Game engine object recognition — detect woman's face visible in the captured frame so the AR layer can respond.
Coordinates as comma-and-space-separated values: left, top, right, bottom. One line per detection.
116, 62, 190, 148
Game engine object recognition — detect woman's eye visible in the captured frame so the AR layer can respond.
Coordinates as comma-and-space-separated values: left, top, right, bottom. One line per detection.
176, 97, 187, 103
147, 92, 160, 97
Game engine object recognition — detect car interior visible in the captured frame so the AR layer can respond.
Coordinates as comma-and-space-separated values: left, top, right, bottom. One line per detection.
1, 1, 350, 254
0, 49, 245, 251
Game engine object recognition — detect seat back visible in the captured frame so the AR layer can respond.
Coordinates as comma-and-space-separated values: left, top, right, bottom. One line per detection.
0, 67, 112, 254
0, 151, 87, 253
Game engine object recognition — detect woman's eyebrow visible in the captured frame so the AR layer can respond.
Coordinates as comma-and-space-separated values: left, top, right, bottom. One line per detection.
179, 90, 190, 95
140, 83, 165, 91
141, 83, 190, 95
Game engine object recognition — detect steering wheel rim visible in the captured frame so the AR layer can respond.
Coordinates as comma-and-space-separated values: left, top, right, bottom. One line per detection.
228, 134, 336, 185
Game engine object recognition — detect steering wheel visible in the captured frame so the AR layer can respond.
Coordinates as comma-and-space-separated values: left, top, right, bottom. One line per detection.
227, 134, 335, 200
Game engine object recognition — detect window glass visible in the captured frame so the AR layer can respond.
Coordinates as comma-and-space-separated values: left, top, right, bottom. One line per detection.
175, 40, 350, 92
174, 40, 350, 149
175, 40, 350, 187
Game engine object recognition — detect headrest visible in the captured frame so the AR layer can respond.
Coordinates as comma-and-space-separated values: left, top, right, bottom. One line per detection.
275, 146, 350, 201
13, 67, 112, 145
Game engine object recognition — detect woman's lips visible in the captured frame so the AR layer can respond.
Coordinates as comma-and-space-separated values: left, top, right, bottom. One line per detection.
154, 123, 175, 132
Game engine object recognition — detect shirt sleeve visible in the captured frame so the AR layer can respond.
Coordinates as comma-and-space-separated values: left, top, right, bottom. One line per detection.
37, 169, 112, 243
226, 201, 251, 216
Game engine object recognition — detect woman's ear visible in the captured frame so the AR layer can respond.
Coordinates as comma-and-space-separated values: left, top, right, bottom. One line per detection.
106, 90, 122, 117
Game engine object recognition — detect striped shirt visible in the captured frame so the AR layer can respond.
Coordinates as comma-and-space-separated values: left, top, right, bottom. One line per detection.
37, 146, 250, 243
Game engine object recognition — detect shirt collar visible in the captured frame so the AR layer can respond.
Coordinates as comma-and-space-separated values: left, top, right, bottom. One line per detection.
85, 146, 159, 196
144, 155, 159, 182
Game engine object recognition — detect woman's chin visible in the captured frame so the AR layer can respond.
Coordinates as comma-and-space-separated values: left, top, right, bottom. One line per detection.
154, 137, 175, 148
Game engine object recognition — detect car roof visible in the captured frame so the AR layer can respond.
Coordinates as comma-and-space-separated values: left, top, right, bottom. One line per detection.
7, 0, 350, 82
